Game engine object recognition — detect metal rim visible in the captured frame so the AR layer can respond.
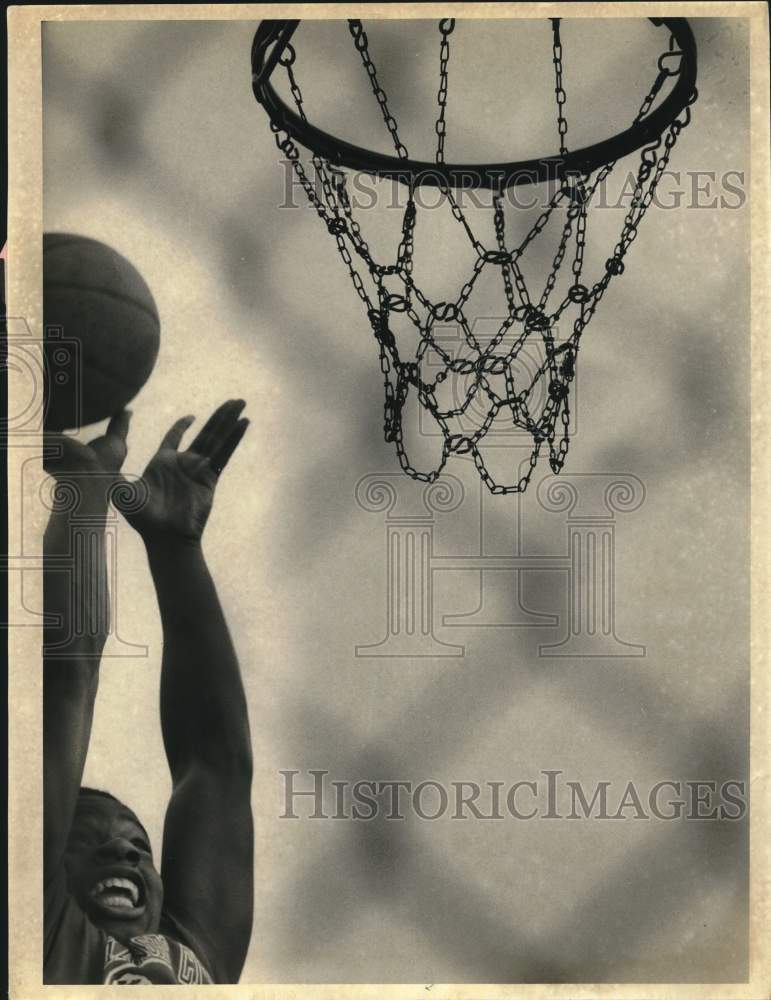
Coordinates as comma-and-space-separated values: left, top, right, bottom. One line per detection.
251, 18, 697, 190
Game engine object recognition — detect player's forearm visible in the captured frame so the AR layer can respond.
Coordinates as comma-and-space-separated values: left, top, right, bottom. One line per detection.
43, 501, 108, 880
145, 538, 252, 782
44, 500, 111, 662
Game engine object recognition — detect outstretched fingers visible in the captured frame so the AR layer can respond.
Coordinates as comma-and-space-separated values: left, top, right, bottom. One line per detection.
160, 414, 196, 451
105, 409, 132, 446
210, 417, 249, 474
157, 400, 249, 475
96, 409, 133, 468
188, 399, 246, 457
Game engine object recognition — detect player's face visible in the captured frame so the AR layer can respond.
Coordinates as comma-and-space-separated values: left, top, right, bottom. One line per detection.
64, 796, 164, 941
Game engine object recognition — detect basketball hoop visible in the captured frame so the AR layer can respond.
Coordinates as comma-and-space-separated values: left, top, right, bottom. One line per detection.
251, 18, 698, 494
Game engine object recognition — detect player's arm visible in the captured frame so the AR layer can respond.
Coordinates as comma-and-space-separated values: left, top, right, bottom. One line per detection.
43, 414, 131, 886
118, 400, 252, 983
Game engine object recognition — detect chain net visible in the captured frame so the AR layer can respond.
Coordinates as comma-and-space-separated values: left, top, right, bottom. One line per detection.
268, 19, 696, 494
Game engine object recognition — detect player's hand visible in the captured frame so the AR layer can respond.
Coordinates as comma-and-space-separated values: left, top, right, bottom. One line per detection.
43, 411, 132, 511
117, 400, 248, 544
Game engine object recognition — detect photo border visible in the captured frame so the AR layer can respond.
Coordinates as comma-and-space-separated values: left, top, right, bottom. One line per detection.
7, 3, 770, 997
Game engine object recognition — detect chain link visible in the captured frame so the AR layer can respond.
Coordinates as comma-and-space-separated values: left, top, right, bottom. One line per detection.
551, 19, 569, 157
266, 21, 695, 494
348, 20, 409, 160
435, 19, 455, 164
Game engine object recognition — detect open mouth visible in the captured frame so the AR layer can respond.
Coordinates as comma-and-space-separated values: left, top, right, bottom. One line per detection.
88, 875, 146, 918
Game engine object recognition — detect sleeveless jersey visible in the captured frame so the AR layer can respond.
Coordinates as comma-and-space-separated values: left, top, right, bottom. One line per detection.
103, 932, 213, 984
44, 867, 215, 984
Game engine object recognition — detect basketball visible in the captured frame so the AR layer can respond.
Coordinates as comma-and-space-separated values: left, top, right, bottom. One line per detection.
43, 233, 161, 430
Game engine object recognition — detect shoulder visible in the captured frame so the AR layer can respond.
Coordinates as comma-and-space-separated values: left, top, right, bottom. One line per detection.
44, 867, 106, 985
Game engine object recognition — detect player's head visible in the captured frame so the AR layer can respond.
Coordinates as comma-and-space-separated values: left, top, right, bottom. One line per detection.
63, 788, 164, 941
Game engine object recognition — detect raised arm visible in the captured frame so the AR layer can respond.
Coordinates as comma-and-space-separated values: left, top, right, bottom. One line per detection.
118, 400, 253, 983
43, 414, 130, 886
